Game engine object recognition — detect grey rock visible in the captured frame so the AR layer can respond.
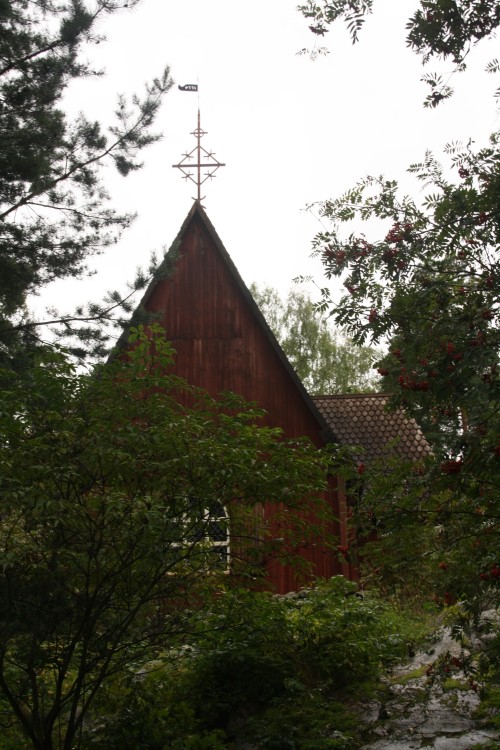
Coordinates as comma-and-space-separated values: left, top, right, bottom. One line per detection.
360, 738, 421, 749
357, 700, 383, 724
431, 731, 498, 749
359, 615, 500, 750
419, 706, 472, 736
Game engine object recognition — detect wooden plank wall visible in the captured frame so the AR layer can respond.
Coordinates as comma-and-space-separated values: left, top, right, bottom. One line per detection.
145, 213, 345, 592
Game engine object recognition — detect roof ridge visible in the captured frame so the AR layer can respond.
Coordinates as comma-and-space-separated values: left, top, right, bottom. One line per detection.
313, 393, 390, 400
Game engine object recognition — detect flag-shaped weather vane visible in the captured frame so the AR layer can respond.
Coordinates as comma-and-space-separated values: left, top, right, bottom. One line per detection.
173, 85, 225, 205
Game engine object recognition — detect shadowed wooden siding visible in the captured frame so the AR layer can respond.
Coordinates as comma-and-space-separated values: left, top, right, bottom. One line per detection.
143, 210, 346, 592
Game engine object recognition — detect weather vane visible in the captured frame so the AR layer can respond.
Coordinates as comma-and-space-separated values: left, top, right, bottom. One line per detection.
173, 85, 225, 205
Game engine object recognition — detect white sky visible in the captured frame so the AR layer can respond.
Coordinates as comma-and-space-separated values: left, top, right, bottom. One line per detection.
35, 0, 499, 322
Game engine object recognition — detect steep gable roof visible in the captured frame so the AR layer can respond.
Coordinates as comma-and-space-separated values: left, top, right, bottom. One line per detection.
313, 393, 431, 464
116, 202, 335, 444
116, 205, 430, 465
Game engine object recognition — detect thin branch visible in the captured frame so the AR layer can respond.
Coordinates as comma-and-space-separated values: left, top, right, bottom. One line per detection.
0, 84, 166, 223
0, 285, 144, 334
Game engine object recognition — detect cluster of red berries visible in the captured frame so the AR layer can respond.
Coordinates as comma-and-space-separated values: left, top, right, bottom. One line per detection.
383, 248, 399, 262
323, 247, 346, 265
431, 592, 456, 609
398, 370, 430, 391
440, 408, 458, 418
479, 564, 500, 581
383, 254, 408, 271
440, 458, 463, 474
349, 239, 374, 260
458, 165, 470, 179
468, 331, 486, 347
336, 545, 349, 560
385, 221, 413, 244
484, 274, 495, 289
385, 229, 403, 243
443, 592, 456, 606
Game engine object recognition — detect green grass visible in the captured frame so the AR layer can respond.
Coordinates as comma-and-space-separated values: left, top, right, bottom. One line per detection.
389, 664, 428, 685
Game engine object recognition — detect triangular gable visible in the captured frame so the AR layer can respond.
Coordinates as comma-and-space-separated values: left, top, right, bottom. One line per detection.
116, 202, 335, 447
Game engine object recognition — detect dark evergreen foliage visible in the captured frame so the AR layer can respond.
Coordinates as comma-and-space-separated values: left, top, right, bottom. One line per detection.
0, 0, 173, 366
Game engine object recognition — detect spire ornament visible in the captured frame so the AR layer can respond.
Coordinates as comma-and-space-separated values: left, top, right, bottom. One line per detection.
172, 109, 225, 205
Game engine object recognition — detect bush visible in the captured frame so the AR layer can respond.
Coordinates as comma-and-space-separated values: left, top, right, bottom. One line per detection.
82, 666, 227, 750
84, 579, 435, 749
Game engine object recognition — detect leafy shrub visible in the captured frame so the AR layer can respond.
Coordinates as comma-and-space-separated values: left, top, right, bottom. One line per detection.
82, 666, 227, 750
281, 577, 409, 688
241, 692, 359, 750
84, 578, 434, 749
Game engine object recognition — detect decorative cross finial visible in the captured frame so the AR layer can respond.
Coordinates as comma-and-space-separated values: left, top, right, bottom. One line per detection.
172, 109, 225, 204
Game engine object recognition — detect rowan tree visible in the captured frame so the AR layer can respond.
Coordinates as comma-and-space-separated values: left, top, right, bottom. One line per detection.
0, 0, 172, 367
310, 134, 499, 607
250, 283, 380, 394
298, 0, 500, 105
297, 0, 500, 614
0, 326, 328, 750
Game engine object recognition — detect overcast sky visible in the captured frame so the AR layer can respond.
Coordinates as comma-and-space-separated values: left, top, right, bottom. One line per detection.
36, 0, 499, 321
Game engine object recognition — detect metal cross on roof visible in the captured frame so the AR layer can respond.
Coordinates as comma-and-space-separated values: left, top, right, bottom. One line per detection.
172, 109, 225, 204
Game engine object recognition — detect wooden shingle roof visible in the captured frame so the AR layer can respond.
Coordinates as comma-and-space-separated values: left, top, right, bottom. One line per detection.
313, 393, 431, 464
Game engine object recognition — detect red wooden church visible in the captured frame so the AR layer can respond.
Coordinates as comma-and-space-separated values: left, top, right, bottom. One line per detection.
119, 202, 428, 593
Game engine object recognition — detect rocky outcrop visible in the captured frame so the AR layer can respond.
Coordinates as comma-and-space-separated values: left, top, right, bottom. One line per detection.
358, 626, 499, 750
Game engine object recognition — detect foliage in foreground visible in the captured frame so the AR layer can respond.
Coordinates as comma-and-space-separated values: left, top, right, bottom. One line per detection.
298, 0, 500, 105
81, 577, 432, 750
307, 131, 499, 615
0, 326, 328, 750
297, 0, 499, 647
